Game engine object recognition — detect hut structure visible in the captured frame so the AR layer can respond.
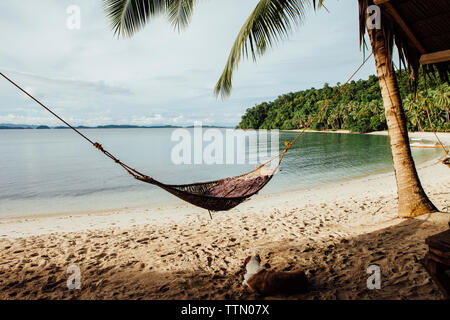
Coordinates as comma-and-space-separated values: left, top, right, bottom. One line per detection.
362, 0, 449, 217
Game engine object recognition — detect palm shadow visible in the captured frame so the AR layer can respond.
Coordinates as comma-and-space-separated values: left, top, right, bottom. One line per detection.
1, 215, 448, 300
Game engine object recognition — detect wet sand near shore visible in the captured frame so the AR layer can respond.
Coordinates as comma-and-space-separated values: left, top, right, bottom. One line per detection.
0, 132, 449, 300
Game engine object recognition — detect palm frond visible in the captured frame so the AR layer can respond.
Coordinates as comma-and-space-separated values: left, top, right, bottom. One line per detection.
214, 0, 320, 98
103, 0, 167, 37
167, 0, 197, 31
313, 0, 327, 10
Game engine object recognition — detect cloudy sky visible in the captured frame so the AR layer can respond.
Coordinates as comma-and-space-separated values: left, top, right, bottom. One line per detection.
0, 0, 376, 127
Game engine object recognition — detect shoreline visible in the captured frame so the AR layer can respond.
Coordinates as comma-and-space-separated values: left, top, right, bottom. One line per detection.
285, 129, 450, 145
0, 150, 443, 239
1, 131, 448, 238
0, 131, 448, 299
0, 157, 448, 299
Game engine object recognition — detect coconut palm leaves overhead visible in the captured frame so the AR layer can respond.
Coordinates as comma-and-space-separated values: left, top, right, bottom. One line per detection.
214, 0, 324, 97
167, 0, 197, 30
103, 0, 197, 37
103, 0, 324, 96
103, 0, 448, 99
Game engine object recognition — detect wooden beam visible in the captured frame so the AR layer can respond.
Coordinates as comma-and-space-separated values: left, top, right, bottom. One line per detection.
374, 0, 390, 4
375, 0, 427, 54
420, 49, 450, 65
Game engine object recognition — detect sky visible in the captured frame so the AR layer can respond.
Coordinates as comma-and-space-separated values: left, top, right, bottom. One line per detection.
0, 0, 376, 127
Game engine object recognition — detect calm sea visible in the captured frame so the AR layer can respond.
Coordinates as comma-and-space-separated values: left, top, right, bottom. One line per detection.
0, 128, 441, 218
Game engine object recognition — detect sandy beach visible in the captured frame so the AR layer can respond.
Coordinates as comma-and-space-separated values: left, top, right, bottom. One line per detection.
0, 132, 449, 300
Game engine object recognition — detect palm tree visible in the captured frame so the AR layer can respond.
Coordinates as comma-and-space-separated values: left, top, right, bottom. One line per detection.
365, 23, 438, 216
102, 0, 444, 217
404, 94, 424, 131
432, 84, 450, 124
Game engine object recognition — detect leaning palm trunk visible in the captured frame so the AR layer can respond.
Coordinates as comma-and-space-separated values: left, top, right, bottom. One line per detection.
102, 0, 445, 216
369, 28, 438, 217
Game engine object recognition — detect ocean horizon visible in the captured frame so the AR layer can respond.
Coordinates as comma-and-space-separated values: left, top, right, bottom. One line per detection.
0, 128, 442, 218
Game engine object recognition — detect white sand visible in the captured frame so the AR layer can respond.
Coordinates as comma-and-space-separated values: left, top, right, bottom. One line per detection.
0, 132, 448, 299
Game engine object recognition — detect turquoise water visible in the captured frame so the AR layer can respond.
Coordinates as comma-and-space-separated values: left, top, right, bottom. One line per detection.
0, 128, 441, 218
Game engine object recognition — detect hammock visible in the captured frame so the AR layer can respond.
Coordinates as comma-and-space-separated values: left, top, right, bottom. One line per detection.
0, 55, 371, 213
137, 165, 277, 211
443, 154, 450, 167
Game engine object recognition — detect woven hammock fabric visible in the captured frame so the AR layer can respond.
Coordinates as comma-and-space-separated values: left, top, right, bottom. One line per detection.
137, 166, 277, 211
0, 56, 372, 213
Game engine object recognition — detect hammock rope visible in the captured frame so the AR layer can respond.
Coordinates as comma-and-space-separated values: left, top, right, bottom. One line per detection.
0, 54, 372, 211
0, 71, 153, 182
257, 52, 373, 168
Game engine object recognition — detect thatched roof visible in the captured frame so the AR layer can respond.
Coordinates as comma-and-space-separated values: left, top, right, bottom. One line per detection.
359, 0, 449, 84
394, 0, 449, 55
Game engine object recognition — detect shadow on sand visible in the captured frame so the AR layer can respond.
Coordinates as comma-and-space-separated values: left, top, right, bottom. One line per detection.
0, 214, 448, 300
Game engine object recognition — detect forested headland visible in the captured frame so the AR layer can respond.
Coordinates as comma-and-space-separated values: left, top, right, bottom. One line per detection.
238, 71, 449, 133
